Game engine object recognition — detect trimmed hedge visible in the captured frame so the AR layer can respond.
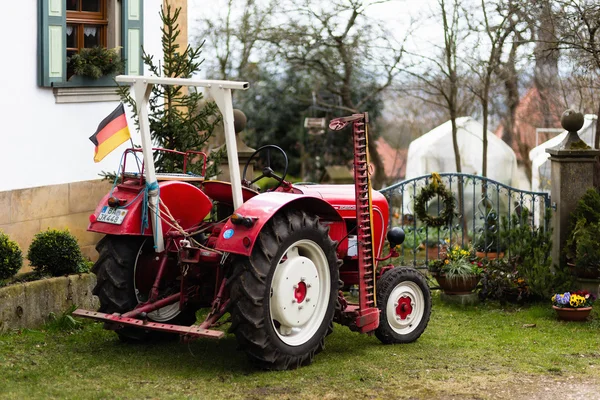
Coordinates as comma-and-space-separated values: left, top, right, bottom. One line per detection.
27, 229, 90, 276
0, 231, 22, 280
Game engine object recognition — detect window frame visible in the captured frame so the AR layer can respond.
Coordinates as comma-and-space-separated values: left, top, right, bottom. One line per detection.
39, 0, 144, 93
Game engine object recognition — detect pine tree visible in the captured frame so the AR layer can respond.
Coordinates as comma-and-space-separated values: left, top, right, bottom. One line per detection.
118, 4, 220, 176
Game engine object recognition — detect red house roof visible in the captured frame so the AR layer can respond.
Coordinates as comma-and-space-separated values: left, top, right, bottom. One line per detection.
495, 86, 563, 162
375, 138, 407, 183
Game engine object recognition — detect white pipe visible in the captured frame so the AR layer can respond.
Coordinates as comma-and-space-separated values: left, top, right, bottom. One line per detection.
121, 75, 249, 251
132, 80, 164, 253
116, 75, 249, 90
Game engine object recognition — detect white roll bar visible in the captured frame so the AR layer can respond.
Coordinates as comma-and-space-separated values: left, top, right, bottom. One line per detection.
116, 75, 249, 252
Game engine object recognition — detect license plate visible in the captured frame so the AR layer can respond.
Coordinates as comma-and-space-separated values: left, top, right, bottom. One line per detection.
97, 206, 128, 225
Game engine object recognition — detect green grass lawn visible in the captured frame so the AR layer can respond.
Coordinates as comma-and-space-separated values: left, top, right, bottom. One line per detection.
2, 294, 600, 399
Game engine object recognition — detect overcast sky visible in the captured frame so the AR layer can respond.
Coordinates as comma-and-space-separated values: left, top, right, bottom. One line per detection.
187, 0, 442, 70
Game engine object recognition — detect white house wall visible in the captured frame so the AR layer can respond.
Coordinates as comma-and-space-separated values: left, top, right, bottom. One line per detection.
0, 1, 163, 192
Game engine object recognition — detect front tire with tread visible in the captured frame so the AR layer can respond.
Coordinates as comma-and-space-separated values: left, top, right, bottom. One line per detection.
375, 267, 432, 344
228, 210, 340, 370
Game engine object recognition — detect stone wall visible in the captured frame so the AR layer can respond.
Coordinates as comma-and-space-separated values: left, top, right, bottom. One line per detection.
0, 274, 99, 331
0, 180, 111, 273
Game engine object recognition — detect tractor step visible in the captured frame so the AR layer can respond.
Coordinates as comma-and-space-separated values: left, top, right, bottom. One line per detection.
73, 309, 225, 339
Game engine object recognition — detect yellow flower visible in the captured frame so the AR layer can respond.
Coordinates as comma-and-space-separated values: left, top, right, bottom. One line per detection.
569, 294, 586, 307
444, 259, 449, 264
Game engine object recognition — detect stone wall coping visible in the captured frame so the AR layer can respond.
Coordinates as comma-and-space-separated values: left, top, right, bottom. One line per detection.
0, 273, 99, 332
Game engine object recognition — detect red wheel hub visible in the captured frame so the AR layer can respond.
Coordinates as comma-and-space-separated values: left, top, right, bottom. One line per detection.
294, 282, 307, 303
395, 296, 412, 319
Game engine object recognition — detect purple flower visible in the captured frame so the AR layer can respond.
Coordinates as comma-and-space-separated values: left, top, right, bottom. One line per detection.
556, 293, 571, 305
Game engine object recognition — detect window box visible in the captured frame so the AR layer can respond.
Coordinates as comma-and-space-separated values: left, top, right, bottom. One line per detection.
53, 73, 118, 88
38, 0, 143, 89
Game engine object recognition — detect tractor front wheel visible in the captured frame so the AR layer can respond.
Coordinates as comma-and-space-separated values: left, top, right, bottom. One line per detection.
375, 267, 431, 344
229, 210, 340, 370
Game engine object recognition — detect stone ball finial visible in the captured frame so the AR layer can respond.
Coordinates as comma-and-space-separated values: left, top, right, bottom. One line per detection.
561, 109, 584, 133
233, 109, 247, 134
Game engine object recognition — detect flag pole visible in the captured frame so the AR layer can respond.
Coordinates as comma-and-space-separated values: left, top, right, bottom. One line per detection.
131, 79, 164, 253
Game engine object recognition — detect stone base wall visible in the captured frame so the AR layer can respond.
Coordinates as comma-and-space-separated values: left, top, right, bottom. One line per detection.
0, 180, 111, 273
0, 274, 99, 331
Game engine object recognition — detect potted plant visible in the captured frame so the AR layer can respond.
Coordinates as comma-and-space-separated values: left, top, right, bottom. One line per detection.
68, 46, 125, 83
551, 290, 595, 321
474, 210, 506, 259
564, 188, 600, 279
428, 242, 483, 294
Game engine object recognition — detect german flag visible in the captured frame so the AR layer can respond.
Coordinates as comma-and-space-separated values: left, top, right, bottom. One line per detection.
89, 103, 131, 162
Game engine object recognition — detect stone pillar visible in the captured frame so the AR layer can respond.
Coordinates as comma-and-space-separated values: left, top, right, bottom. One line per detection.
547, 109, 600, 268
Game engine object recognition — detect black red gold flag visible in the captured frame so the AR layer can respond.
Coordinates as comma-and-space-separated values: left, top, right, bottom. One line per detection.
89, 103, 130, 162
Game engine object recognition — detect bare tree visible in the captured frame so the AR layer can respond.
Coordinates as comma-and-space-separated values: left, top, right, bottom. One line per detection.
550, 0, 600, 147
401, 0, 471, 176
465, 0, 519, 178
264, 0, 412, 188
493, 5, 533, 179
196, 0, 278, 80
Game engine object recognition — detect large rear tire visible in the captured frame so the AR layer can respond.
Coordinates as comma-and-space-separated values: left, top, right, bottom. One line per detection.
92, 235, 195, 341
375, 267, 431, 344
229, 210, 340, 370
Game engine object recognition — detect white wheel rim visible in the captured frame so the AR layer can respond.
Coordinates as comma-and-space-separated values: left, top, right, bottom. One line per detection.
270, 239, 330, 346
385, 281, 424, 335
133, 239, 181, 322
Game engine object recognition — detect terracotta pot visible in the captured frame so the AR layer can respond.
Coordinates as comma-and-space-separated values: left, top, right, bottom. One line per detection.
434, 274, 480, 295
475, 251, 504, 260
552, 306, 592, 321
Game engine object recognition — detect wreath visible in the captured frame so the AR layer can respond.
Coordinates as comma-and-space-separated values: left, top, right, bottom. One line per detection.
414, 173, 455, 227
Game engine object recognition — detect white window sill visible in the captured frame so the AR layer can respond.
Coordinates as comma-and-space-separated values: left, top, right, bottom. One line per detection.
53, 86, 121, 104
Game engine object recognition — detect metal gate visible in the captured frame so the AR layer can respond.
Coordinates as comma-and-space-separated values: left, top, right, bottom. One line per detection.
379, 173, 551, 267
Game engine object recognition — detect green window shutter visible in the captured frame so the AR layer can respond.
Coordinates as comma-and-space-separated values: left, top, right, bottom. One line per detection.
122, 0, 144, 76
38, 0, 66, 87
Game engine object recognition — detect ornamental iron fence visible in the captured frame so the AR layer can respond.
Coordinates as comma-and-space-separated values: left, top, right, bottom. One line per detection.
379, 173, 551, 268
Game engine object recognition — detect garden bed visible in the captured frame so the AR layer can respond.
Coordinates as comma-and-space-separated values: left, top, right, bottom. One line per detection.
0, 273, 98, 332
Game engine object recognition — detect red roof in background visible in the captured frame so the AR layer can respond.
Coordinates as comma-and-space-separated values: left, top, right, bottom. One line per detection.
375, 138, 407, 183
495, 86, 563, 162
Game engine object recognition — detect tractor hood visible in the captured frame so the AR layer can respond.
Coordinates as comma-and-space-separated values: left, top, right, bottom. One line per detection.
293, 184, 390, 257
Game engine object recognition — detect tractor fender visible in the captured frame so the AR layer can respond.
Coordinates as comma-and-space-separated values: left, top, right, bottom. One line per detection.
88, 180, 212, 236
214, 192, 343, 257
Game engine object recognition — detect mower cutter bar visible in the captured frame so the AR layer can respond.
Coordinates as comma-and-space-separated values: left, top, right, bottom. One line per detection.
73, 309, 225, 339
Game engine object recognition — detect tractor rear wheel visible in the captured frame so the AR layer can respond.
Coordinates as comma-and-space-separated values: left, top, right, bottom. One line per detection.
92, 235, 195, 341
375, 267, 431, 344
229, 210, 340, 370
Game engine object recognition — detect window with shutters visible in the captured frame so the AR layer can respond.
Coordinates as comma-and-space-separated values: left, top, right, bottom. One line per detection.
38, 0, 144, 101
66, 0, 108, 78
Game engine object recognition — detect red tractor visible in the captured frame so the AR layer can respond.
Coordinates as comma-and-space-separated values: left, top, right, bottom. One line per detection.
75, 76, 431, 370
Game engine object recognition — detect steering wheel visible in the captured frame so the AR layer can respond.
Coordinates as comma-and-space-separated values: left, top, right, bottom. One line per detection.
242, 145, 289, 191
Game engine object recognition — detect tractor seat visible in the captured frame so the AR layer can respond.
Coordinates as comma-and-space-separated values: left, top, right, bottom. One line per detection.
200, 180, 259, 205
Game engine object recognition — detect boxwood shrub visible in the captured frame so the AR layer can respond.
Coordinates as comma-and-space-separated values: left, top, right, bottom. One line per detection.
27, 229, 89, 276
0, 231, 23, 280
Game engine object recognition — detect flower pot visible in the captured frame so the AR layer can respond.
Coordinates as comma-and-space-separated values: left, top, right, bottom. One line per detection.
552, 306, 592, 321
434, 274, 480, 295
475, 251, 504, 260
